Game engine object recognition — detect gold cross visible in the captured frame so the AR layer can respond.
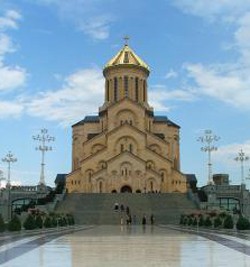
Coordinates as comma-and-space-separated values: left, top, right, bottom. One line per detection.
124, 35, 130, 45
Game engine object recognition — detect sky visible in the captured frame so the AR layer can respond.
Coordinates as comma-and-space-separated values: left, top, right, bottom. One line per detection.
0, 0, 250, 188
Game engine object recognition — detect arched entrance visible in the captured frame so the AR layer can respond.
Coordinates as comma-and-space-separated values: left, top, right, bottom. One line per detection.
120, 185, 132, 193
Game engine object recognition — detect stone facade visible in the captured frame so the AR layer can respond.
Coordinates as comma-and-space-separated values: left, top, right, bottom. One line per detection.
66, 43, 187, 193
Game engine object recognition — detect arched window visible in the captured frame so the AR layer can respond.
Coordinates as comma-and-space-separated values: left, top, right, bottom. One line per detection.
135, 77, 139, 101
114, 77, 118, 101
124, 76, 129, 97
129, 144, 133, 153
150, 181, 153, 192
161, 172, 164, 182
124, 52, 129, 63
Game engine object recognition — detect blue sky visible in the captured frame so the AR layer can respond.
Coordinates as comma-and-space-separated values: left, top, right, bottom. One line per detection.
0, 0, 250, 188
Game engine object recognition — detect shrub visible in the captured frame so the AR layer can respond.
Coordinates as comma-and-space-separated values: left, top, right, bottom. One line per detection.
179, 214, 185, 225
35, 215, 43, 229
23, 214, 36, 230
44, 217, 52, 228
187, 217, 193, 226
67, 214, 75, 225
8, 215, 21, 231
192, 217, 198, 226
214, 216, 222, 228
223, 215, 234, 229
0, 214, 6, 232
198, 215, 204, 227
204, 216, 212, 227
236, 216, 250, 230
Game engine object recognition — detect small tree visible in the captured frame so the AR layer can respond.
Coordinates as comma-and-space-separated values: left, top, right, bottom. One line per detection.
223, 214, 234, 229
0, 214, 6, 232
179, 214, 185, 225
198, 215, 204, 227
67, 214, 75, 225
23, 214, 36, 230
187, 216, 193, 226
214, 216, 222, 228
44, 217, 52, 228
192, 217, 198, 226
35, 215, 43, 229
204, 216, 212, 227
236, 216, 250, 230
8, 215, 21, 231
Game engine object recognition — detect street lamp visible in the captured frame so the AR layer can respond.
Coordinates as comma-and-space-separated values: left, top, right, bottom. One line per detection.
234, 149, 249, 185
2, 151, 17, 187
197, 129, 220, 185
33, 128, 55, 186
2, 151, 17, 221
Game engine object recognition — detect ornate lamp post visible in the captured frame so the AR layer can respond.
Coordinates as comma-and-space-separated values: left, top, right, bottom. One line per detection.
33, 128, 55, 186
234, 149, 249, 185
2, 151, 17, 187
197, 130, 220, 185
2, 151, 17, 221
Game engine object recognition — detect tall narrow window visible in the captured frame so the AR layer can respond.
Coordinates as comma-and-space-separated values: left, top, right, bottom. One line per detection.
99, 181, 103, 193
121, 144, 124, 152
124, 76, 129, 97
124, 52, 129, 63
129, 144, 133, 153
150, 181, 153, 192
135, 77, 139, 101
114, 77, 118, 101
143, 80, 146, 101
106, 80, 109, 101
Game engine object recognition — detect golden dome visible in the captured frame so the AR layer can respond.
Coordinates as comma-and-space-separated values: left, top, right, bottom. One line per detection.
104, 44, 150, 74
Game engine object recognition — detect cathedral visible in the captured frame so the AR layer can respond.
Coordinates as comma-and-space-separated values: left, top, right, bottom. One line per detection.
66, 41, 187, 194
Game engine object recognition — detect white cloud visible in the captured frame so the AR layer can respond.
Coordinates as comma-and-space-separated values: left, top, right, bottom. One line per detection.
0, 33, 14, 57
0, 100, 24, 118
164, 69, 178, 79
172, 1, 250, 22
80, 15, 113, 40
214, 140, 250, 167
0, 10, 26, 90
184, 63, 250, 109
26, 68, 104, 126
169, 2, 250, 111
0, 10, 21, 30
34, 0, 114, 40
0, 63, 27, 91
149, 85, 196, 111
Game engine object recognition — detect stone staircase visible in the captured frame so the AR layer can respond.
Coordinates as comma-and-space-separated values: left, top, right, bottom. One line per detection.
55, 193, 198, 225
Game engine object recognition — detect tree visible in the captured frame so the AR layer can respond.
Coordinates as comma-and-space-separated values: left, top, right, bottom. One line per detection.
204, 216, 212, 227
214, 216, 222, 228
236, 215, 250, 230
35, 215, 43, 229
44, 217, 52, 228
223, 214, 234, 229
198, 215, 204, 227
23, 214, 36, 230
0, 214, 6, 232
8, 215, 21, 231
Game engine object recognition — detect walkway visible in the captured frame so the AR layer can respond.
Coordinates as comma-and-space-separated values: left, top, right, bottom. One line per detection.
0, 225, 250, 266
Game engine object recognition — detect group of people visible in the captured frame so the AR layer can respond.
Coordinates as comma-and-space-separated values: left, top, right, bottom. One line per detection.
114, 202, 155, 225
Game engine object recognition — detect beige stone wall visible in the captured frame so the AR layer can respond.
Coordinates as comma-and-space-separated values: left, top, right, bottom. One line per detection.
66, 47, 187, 194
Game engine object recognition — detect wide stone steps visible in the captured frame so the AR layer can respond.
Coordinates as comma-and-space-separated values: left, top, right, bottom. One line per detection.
56, 193, 198, 225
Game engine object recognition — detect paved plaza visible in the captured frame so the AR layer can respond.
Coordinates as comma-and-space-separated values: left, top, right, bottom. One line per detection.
0, 225, 250, 267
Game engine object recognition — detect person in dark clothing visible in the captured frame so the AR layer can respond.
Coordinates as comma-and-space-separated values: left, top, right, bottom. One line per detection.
142, 214, 146, 225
